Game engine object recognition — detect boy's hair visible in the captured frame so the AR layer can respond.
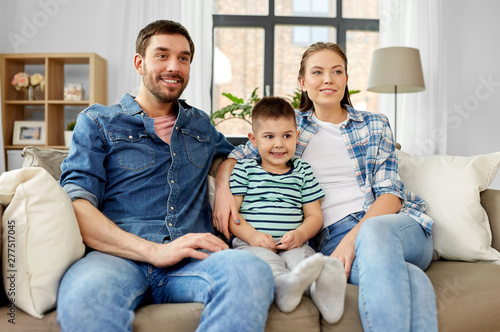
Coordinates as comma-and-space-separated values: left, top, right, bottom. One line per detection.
136, 20, 195, 62
251, 96, 296, 131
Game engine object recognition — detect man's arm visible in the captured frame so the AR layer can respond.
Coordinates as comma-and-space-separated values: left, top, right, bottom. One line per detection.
73, 199, 228, 268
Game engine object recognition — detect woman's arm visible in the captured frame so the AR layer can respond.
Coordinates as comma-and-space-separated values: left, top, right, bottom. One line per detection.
331, 193, 401, 278
213, 137, 262, 239
213, 158, 239, 239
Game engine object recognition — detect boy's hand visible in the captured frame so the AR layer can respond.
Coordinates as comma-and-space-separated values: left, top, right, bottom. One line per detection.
276, 230, 305, 250
249, 232, 277, 252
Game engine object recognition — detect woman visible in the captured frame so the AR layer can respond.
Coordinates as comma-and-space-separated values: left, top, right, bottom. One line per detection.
214, 42, 437, 332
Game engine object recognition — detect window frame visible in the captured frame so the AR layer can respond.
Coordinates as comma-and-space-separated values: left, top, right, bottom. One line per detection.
212, 0, 379, 101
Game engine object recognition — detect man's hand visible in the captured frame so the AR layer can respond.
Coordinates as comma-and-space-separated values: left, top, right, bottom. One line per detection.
150, 233, 228, 268
276, 230, 306, 251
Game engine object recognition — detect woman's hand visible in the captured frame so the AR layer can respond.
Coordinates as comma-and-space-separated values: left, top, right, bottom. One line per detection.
330, 229, 357, 279
213, 182, 238, 239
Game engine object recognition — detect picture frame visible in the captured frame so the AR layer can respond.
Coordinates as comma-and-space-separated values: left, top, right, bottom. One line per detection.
12, 121, 46, 145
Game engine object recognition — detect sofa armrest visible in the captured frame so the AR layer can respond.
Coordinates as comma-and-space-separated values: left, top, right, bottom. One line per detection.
481, 189, 500, 251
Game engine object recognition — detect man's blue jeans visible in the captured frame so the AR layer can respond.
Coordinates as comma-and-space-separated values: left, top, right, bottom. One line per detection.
315, 213, 437, 332
57, 249, 274, 332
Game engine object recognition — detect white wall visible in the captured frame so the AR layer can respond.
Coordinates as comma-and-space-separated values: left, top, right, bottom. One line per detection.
0, 0, 144, 102
443, 0, 500, 189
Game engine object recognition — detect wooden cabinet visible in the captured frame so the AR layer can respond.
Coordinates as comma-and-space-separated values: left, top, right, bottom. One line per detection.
1, 53, 107, 170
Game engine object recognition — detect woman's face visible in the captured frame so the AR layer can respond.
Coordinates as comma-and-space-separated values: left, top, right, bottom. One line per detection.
298, 49, 348, 112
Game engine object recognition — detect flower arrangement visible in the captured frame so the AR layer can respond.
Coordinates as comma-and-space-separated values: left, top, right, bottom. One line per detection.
30, 73, 44, 88
10, 72, 45, 99
11, 72, 30, 91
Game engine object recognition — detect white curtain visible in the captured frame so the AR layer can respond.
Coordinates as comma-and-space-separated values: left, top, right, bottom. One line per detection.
105, 0, 213, 110
379, 0, 447, 156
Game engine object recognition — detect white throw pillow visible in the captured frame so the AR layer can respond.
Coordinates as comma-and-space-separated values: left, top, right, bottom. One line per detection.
0, 167, 85, 318
397, 151, 500, 263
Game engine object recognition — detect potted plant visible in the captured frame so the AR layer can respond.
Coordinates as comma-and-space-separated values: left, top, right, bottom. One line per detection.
210, 88, 260, 127
64, 121, 76, 147
211, 88, 361, 126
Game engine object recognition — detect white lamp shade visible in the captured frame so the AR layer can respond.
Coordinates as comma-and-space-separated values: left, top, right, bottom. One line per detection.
367, 47, 425, 93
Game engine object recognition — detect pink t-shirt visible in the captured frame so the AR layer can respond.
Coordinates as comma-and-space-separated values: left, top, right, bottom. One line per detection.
154, 113, 177, 145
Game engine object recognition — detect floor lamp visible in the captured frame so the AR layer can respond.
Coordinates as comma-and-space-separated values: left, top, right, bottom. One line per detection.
367, 47, 426, 143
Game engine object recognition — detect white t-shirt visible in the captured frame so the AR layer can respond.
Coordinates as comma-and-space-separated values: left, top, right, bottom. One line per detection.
302, 113, 365, 229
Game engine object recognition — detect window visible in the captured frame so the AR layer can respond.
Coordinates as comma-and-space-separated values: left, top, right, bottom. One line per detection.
213, 0, 380, 136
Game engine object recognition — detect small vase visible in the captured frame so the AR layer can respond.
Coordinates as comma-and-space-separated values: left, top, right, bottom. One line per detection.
20, 87, 30, 100
33, 85, 44, 100
64, 130, 73, 147
28, 85, 35, 100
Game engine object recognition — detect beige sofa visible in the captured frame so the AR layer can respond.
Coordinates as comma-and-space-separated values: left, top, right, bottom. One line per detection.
1, 146, 499, 331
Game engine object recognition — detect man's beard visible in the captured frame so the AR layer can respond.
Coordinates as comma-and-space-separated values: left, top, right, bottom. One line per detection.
142, 64, 189, 103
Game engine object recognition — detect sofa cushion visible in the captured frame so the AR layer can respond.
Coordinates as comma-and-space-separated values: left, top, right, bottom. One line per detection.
481, 189, 500, 251
134, 303, 203, 332
321, 284, 362, 332
426, 260, 500, 331
22, 146, 69, 180
133, 298, 321, 332
397, 152, 500, 263
0, 167, 85, 318
23, 146, 68, 180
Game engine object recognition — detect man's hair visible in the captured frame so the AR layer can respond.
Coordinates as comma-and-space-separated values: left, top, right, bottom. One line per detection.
251, 96, 296, 131
136, 20, 195, 62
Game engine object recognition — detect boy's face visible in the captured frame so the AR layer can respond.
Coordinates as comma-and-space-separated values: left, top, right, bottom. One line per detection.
249, 116, 298, 173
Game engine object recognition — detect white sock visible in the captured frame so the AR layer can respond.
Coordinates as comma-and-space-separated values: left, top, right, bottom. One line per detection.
274, 253, 324, 313
311, 256, 346, 324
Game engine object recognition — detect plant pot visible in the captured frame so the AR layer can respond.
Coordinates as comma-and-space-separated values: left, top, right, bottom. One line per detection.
64, 130, 73, 147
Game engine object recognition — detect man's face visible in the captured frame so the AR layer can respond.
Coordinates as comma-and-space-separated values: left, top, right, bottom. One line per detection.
139, 34, 191, 103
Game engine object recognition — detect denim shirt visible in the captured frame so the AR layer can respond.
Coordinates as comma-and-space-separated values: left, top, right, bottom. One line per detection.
60, 94, 234, 243
229, 106, 433, 236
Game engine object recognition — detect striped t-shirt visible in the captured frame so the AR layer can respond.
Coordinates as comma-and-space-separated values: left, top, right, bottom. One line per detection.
230, 158, 325, 237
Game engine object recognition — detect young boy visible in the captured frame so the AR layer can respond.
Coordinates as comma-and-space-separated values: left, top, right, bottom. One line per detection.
229, 96, 346, 324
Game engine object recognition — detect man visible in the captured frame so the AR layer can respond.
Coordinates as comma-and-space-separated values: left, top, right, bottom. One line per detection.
57, 20, 274, 332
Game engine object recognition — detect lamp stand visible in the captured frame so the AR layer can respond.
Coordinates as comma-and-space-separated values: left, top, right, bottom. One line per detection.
394, 85, 398, 143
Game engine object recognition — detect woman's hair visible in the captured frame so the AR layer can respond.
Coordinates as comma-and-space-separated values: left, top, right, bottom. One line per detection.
297, 42, 353, 111
136, 20, 195, 62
